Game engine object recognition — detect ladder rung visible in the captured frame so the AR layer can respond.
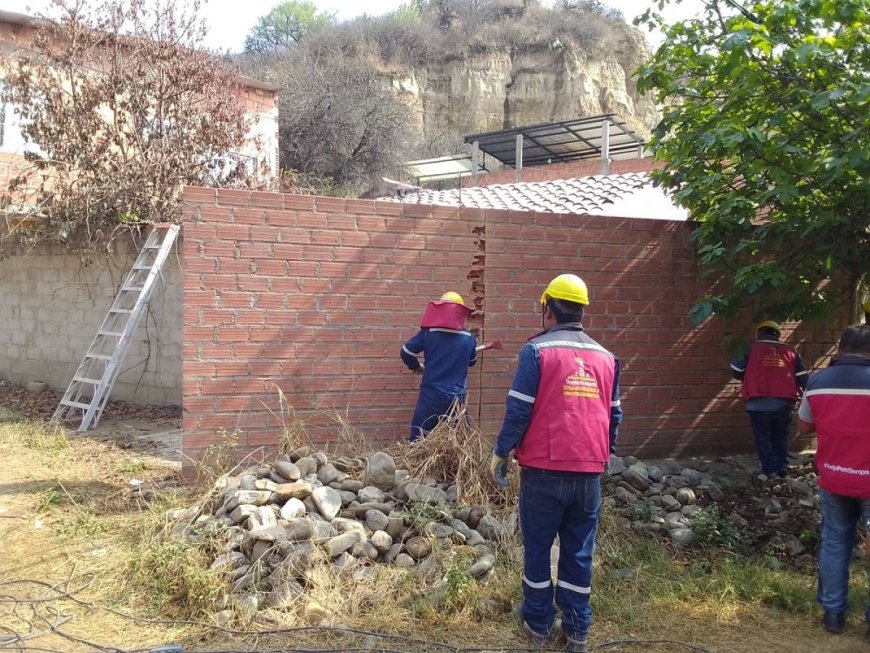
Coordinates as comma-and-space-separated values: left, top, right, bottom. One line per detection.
110, 308, 133, 314
73, 376, 102, 385
98, 330, 124, 337
121, 286, 144, 292
85, 354, 111, 361
132, 265, 154, 271
61, 400, 92, 410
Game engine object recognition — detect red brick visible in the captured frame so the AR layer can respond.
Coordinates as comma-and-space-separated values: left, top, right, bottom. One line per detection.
218, 224, 251, 240
285, 195, 316, 210
216, 189, 251, 206
184, 186, 218, 203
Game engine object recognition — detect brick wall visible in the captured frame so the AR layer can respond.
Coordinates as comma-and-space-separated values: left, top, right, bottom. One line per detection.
182, 187, 847, 469
0, 233, 182, 405
465, 157, 662, 187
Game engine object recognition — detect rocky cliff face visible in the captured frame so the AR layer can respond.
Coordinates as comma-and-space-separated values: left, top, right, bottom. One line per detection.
391, 26, 658, 146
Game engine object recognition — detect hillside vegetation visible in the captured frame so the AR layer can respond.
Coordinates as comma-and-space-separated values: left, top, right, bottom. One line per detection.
240, 0, 653, 194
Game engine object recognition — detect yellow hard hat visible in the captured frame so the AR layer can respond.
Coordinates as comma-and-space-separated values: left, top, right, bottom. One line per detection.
440, 291, 466, 306
540, 274, 589, 306
756, 320, 781, 334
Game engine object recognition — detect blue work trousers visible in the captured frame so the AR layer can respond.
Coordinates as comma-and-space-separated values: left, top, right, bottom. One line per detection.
409, 386, 466, 441
818, 489, 870, 621
748, 407, 792, 475
519, 466, 601, 640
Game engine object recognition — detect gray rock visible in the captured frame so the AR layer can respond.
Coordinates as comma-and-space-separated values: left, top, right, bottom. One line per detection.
669, 527, 695, 545
385, 542, 403, 563
266, 578, 303, 608
274, 542, 315, 577
311, 486, 342, 520
622, 468, 651, 491
405, 483, 447, 504
211, 551, 248, 571
229, 504, 258, 525
317, 464, 343, 485
274, 460, 302, 482
665, 511, 686, 525
765, 498, 783, 516
366, 452, 397, 490
238, 474, 257, 491
681, 468, 703, 486
295, 457, 318, 477
213, 609, 234, 628
681, 504, 703, 517
729, 512, 749, 530
249, 524, 287, 542
323, 531, 362, 558
704, 482, 725, 502
423, 522, 454, 539
405, 536, 432, 559
370, 530, 393, 553
469, 554, 496, 578
675, 487, 696, 505
365, 509, 390, 533
307, 515, 338, 539
234, 490, 273, 506
609, 456, 628, 475
338, 490, 358, 506
614, 486, 639, 505
332, 552, 357, 573
353, 540, 379, 561
466, 529, 486, 547
274, 482, 314, 502
353, 566, 376, 582
248, 505, 277, 530
280, 498, 306, 520
476, 515, 503, 541
251, 539, 275, 562
336, 478, 365, 493
785, 535, 806, 557
647, 466, 664, 483
386, 513, 407, 540
661, 494, 681, 511
286, 519, 313, 542
312, 452, 329, 468
353, 502, 394, 518
358, 486, 387, 503
254, 478, 279, 492
332, 517, 366, 534
287, 446, 312, 461
395, 553, 415, 568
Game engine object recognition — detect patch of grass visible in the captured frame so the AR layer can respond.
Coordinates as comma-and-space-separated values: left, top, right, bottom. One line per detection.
689, 504, 749, 550
11, 421, 70, 456
194, 428, 241, 485
58, 510, 108, 539
116, 458, 147, 474
125, 508, 228, 619
0, 406, 25, 423
35, 486, 63, 512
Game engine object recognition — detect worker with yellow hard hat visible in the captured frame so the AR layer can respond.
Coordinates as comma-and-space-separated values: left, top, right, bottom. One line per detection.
730, 320, 808, 478
490, 273, 621, 652
400, 291, 476, 441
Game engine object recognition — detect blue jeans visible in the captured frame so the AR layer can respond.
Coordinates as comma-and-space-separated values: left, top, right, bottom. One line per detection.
748, 408, 792, 474
818, 489, 870, 620
408, 387, 466, 441
519, 467, 601, 640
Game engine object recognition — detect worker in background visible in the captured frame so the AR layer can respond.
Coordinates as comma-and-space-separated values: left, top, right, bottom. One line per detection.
797, 324, 870, 640
489, 274, 622, 653
730, 321, 808, 478
401, 292, 477, 441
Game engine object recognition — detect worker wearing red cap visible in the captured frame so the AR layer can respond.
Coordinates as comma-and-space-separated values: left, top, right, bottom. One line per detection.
401, 292, 477, 440
730, 321, 808, 477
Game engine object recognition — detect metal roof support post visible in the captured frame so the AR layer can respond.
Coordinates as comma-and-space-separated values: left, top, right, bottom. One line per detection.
515, 134, 523, 183
600, 118, 611, 175
471, 140, 480, 185
637, 143, 644, 158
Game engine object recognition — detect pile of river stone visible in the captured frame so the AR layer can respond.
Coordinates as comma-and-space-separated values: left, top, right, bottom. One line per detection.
606, 454, 821, 554
164, 446, 513, 617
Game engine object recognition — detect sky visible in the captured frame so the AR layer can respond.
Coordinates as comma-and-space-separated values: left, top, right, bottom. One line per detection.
3, 0, 706, 52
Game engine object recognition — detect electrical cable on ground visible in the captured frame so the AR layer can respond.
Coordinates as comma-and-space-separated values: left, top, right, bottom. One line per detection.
0, 576, 713, 653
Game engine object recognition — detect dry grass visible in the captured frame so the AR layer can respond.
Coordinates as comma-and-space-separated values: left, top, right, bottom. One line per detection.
390, 402, 518, 510
3, 415, 870, 652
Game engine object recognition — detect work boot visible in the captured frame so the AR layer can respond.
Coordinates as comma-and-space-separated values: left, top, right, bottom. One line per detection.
565, 633, 589, 653
864, 623, 870, 644
823, 610, 846, 634
513, 603, 560, 645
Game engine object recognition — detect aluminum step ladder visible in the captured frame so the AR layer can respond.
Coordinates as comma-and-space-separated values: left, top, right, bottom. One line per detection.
51, 224, 180, 431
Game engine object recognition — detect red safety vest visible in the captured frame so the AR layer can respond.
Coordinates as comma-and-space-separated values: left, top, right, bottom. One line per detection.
741, 340, 800, 402
516, 336, 616, 473
809, 387, 870, 497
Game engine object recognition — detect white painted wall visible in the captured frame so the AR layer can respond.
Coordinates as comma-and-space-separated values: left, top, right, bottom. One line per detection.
0, 232, 182, 405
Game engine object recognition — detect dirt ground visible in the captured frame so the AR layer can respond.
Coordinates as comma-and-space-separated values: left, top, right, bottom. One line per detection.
1, 385, 869, 653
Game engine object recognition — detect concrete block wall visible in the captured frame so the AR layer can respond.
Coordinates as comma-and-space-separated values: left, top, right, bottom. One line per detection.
182, 186, 848, 470
0, 232, 183, 405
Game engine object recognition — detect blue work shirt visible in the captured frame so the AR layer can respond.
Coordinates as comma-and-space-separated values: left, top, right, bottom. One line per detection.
401, 327, 477, 395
